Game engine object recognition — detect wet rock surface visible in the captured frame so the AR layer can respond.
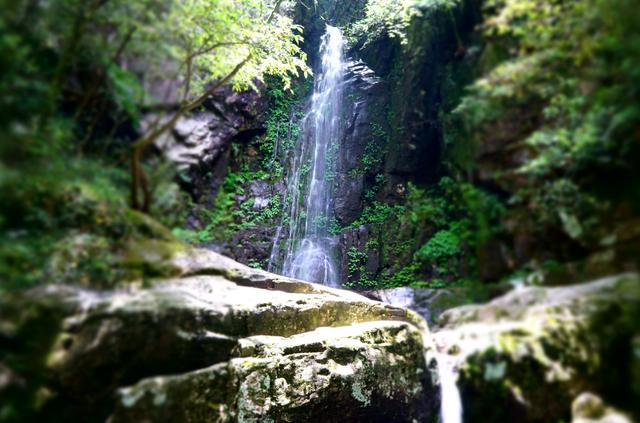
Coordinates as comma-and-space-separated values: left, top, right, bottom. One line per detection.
363, 287, 467, 325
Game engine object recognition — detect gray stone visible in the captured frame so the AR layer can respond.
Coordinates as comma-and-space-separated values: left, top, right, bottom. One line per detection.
112, 321, 435, 423
433, 274, 640, 422
1, 248, 435, 422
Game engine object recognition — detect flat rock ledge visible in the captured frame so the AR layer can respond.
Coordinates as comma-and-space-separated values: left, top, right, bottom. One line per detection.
0, 249, 437, 423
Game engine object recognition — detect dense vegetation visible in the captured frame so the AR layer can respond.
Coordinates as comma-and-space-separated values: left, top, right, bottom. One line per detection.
335, 0, 640, 290
1, 0, 638, 293
0, 0, 308, 289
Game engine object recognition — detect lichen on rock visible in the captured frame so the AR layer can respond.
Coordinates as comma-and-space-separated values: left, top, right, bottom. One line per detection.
1, 248, 438, 423
433, 273, 640, 422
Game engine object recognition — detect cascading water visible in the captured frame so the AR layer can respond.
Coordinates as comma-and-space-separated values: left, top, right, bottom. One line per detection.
268, 23, 463, 423
267, 25, 345, 287
435, 353, 463, 423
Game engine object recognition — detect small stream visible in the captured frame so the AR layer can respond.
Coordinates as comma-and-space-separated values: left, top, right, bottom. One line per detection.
435, 353, 463, 423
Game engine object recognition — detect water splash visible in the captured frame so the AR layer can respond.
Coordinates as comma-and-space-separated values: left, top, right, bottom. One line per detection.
268, 25, 346, 287
435, 353, 463, 423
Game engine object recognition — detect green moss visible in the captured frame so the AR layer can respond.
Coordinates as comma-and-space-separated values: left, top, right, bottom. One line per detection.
347, 175, 504, 289
0, 160, 186, 291
193, 78, 310, 244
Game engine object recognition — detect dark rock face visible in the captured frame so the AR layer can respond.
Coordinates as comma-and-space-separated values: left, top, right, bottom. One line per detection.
224, 226, 275, 267
356, 0, 481, 184
157, 87, 269, 208
333, 60, 390, 226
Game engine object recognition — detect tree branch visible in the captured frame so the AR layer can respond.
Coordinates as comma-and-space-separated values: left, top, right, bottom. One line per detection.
267, 0, 285, 23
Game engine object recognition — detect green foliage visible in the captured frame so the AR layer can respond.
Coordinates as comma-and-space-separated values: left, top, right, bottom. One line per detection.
247, 259, 264, 269
354, 177, 504, 289
347, 247, 368, 280
349, 201, 405, 229
325, 143, 339, 182
195, 168, 284, 243
0, 0, 313, 291
347, 0, 459, 46
416, 227, 460, 262
106, 64, 144, 124
446, 0, 640, 237
344, 244, 380, 289
347, 121, 388, 178
347, 174, 401, 229
362, 123, 388, 172
158, 0, 311, 94
525, 178, 604, 242
259, 80, 309, 171
0, 159, 183, 290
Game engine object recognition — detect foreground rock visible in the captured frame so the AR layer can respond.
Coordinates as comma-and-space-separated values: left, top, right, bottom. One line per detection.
0, 249, 437, 422
112, 321, 431, 422
433, 274, 640, 423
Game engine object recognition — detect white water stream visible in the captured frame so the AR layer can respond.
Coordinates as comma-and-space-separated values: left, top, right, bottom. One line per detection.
267, 24, 464, 422
435, 353, 463, 423
268, 25, 345, 287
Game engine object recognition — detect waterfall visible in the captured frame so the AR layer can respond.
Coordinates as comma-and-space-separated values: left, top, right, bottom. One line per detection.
268, 25, 345, 287
435, 353, 463, 423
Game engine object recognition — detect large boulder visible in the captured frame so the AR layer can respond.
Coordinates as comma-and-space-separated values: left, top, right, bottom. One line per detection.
153, 86, 269, 209
433, 274, 640, 423
111, 321, 432, 423
0, 249, 437, 422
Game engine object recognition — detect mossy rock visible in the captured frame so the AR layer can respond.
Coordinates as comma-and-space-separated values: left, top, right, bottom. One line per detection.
111, 322, 437, 423
1, 253, 434, 422
434, 274, 640, 422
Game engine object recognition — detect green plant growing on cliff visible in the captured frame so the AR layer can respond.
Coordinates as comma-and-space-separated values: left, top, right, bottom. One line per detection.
416, 228, 460, 263
345, 246, 379, 289
347, 0, 460, 46
260, 80, 308, 172
367, 178, 503, 288
196, 166, 286, 242
325, 143, 339, 182
348, 124, 388, 176
362, 140, 386, 172
409, 178, 502, 277
349, 201, 405, 229
446, 0, 640, 250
